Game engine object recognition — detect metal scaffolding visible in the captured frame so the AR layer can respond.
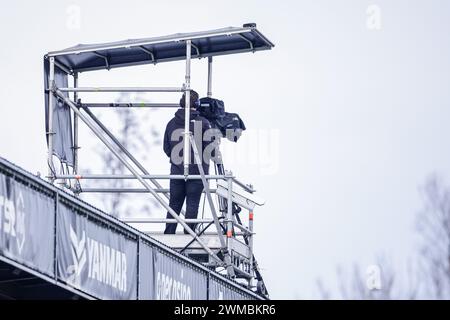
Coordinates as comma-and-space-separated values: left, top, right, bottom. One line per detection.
44, 24, 274, 296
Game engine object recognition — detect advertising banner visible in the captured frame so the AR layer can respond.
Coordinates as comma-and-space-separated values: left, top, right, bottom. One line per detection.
0, 173, 54, 277
57, 203, 138, 299
209, 274, 257, 300
138, 240, 155, 299
153, 248, 207, 300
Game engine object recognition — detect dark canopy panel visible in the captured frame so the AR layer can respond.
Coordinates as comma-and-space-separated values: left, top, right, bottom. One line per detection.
44, 60, 74, 167
46, 26, 274, 73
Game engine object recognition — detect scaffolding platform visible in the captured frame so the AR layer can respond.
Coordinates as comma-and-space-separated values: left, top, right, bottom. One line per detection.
147, 232, 252, 276
42, 24, 274, 298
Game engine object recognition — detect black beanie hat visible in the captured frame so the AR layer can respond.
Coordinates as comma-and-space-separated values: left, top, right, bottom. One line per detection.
180, 90, 199, 108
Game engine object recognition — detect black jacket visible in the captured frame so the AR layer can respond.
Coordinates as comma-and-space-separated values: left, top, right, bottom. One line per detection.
163, 109, 214, 175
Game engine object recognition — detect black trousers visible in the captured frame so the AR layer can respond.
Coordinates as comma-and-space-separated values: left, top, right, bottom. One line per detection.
164, 178, 204, 234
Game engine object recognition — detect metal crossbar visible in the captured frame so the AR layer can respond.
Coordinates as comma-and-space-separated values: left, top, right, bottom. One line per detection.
79, 188, 216, 193
80, 103, 179, 108
58, 87, 185, 92
54, 174, 228, 180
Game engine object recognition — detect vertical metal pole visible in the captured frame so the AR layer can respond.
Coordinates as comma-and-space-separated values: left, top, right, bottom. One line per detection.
136, 235, 140, 300
207, 56, 213, 97
54, 190, 59, 280
47, 57, 56, 182
73, 72, 79, 174
226, 176, 233, 255
184, 40, 192, 177
206, 272, 210, 300
249, 210, 254, 277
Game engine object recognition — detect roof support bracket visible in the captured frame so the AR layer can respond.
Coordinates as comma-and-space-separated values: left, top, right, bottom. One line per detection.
138, 46, 156, 64
191, 43, 201, 57
54, 60, 73, 75
238, 34, 254, 52
93, 52, 110, 70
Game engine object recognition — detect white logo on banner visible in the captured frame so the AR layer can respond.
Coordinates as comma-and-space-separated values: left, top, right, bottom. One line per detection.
156, 269, 192, 300
67, 225, 87, 288
15, 192, 26, 254
67, 224, 128, 292
0, 189, 26, 255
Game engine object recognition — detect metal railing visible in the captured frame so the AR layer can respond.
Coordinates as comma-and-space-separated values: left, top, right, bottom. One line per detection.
53, 170, 256, 281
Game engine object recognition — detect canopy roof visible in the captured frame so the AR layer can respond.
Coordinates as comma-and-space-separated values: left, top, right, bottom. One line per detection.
46, 25, 274, 73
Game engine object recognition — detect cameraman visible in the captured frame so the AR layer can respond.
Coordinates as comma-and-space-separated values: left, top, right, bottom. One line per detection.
163, 90, 214, 234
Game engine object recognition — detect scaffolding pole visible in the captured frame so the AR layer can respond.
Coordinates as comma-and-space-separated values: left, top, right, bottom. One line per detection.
226, 176, 234, 253
207, 56, 213, 97
248, 210, 254, 281
80, 103, 179, 108
73, 72, 79, 175
183, 40, 192, 177
79, 187, 217, 194
124, 218, 217, 224
58, 87, 185, 93
54, 174, 227, 180
47, 57, 56, 182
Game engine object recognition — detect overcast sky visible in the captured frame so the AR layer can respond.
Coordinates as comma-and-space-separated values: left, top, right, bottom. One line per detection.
1, 0, 450, 299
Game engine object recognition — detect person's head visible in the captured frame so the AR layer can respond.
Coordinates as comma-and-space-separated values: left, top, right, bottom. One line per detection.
179, 90, 199, 109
